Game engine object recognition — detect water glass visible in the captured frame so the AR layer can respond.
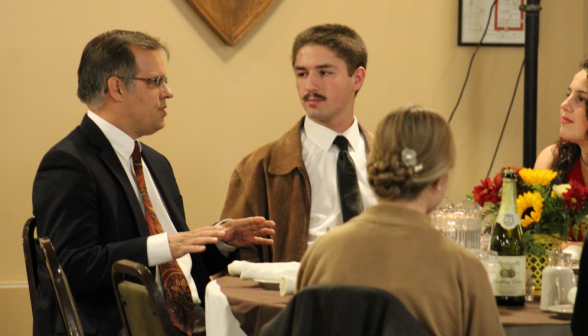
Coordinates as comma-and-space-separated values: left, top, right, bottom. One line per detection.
526, 277, 536, 302
430, 198, 482, 253
479, 215, 494, 252
477, 250, 499, 285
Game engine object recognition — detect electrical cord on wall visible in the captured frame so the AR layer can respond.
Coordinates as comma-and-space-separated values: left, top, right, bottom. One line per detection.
486, 58, 526, 177
448, 0, 497, 124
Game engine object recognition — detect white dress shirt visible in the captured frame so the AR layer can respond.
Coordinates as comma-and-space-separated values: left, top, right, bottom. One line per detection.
301, 116, 378, 246
87, 111, 201, 304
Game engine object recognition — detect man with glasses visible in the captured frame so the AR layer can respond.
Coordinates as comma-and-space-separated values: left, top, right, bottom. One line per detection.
32, 30, 275, 336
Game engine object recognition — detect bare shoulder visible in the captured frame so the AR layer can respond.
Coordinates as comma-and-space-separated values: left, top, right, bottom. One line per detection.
534, 144, 557, 169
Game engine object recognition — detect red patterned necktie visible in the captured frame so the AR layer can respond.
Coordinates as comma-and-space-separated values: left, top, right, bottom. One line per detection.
131, 141, 195, 335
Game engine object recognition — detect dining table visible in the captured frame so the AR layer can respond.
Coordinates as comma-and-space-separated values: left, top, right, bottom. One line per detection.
204, 276, 573, 336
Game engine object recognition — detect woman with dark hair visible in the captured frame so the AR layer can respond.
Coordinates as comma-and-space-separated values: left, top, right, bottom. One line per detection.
535, 58, 588, 241
534, 58, 588, 335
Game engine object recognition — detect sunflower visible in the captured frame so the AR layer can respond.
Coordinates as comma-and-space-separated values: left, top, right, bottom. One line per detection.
517, 191, 544, 227
518, 168, 557, 186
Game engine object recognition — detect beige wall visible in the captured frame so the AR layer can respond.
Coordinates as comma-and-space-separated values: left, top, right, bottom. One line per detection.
1, 0, 586, 334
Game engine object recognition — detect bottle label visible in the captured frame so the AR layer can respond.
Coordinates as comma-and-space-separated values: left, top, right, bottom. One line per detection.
493, 256, 526, 296
496, 211, 521, 230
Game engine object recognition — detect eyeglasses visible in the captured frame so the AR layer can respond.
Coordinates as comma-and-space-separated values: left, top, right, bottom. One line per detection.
120, 76, 169, 90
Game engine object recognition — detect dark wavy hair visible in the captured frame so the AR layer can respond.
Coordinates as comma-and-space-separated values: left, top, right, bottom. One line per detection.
551, 57, 588, 181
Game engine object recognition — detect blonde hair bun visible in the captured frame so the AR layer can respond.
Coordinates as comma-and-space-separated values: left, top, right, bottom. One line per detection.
367, 105, 455, 200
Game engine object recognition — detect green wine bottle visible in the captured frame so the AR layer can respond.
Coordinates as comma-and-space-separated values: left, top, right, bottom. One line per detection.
490, 169, 526, 306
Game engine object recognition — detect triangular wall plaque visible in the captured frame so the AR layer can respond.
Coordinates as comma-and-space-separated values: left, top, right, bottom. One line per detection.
185, 0, 278, 46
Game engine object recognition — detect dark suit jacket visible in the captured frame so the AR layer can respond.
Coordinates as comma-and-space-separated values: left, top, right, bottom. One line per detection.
32, 115, 233, 335
259, 284, 427, 336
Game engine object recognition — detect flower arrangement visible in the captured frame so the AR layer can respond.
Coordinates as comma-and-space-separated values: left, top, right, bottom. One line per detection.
472, 167, 588, 256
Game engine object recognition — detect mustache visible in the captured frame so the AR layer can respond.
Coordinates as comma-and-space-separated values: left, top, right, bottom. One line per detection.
303, 93, 326, 101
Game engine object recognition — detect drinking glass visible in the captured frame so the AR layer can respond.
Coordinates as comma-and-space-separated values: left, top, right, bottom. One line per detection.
526, 276, 536, 302
479, 215, 494, 252
455, 198, 482, 251
430, 198, 482, 253
477, 250, 499, 285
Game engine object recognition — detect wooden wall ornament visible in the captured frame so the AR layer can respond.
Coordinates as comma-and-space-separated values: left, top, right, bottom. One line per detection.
185, 0, 278, 46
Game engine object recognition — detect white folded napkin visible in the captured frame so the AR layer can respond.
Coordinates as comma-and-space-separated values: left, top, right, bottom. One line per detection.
227, 260, 245, 276
563, 245, 582, 262
240, 261, 300, 282
279, 276, 297, 296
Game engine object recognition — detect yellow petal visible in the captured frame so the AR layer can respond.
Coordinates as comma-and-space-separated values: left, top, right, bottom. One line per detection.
519, 168, 557, 186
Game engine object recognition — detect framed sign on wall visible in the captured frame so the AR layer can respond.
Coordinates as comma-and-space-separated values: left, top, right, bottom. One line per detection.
459, 0, 525, 46
185, 0, 279, 46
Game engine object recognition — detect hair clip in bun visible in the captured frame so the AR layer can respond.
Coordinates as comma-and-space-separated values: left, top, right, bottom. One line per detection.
402, 148, 423, 173
401, 148, 417, 166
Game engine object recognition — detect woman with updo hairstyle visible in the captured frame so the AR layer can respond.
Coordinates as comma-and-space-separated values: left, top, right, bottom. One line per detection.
368, 105, 455, 204
297, 105, 505, 336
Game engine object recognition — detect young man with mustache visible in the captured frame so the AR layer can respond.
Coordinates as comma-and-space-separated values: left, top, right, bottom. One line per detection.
220, 24, 377, 262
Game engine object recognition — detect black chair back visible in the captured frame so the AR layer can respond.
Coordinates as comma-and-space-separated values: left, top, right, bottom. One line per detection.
22, 217, 38, 313
260, 284, 427, 336
38, 238, 84, 336
112, 259, 176, 336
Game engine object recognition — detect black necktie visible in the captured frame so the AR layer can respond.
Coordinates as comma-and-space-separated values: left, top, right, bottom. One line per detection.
333, 136, 363, 222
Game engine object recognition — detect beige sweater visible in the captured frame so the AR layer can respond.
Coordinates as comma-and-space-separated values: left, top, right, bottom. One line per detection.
297, 203, 505, 336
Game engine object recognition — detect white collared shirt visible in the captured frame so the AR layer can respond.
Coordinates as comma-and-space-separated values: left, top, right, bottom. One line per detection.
301, 116, 378, 246
87, 111, 201, 304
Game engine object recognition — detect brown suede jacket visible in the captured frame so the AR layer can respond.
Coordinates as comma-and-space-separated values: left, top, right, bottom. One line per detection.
221, 117, 373, 262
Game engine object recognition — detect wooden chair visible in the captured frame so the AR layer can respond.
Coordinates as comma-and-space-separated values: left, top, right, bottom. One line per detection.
38, 238, 84, 336
112, 259, 176, 336
22, 217, 38, 313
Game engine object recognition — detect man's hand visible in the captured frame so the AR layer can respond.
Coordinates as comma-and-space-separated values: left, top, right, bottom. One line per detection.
168, 226, 226, 259
220, 216, 275, 247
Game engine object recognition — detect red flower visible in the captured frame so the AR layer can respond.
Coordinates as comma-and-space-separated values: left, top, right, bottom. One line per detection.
562, 180, 588, 211
472, 176, 501, 206
492, 173, 503, 191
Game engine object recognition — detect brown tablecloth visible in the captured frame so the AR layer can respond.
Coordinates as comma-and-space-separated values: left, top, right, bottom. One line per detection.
498, 301, 570, 326
217, 276, 571, 336
217, 276, 291, 336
